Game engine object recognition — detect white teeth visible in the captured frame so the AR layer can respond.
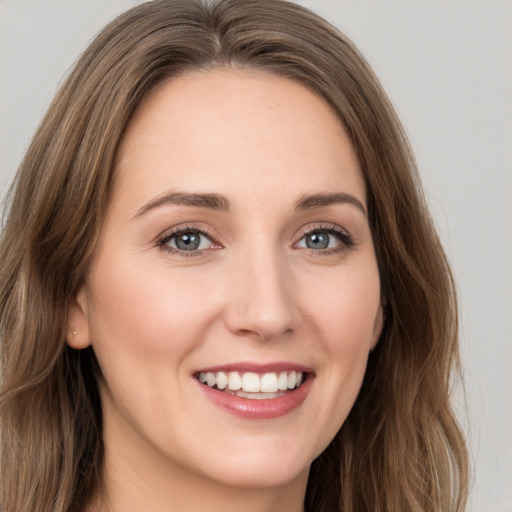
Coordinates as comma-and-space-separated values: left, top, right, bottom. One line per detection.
216, 371, 228, 390
242, 372, 260, 392
260, 372, 279, 393
198, 370, 305, 395
206, 372, 216, 387
227, 371, 242, 391
287, 371, 297, 389
277, 371, 288, 391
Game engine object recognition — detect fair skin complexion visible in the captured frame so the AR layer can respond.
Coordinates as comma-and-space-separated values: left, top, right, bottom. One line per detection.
69, 69, 383, 512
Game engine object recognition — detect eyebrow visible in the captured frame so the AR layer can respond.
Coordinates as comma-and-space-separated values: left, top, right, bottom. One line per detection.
133, 191, 232, 218
294, 192, 367, 216
133, 190, 366, 219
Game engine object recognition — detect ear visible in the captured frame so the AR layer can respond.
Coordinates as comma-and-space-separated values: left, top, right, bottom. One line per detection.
67, 286, 92, 349
370, 302, 385, 350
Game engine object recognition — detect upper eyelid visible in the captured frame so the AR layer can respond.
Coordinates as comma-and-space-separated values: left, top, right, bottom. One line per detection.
156, 224, 219, 245
295, 222, 351, 238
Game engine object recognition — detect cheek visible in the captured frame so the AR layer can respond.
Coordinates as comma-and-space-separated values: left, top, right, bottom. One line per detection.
87, 259, 222, 358
84, 258, 225, 433
300, 264, 381, 433
303, 264, 381, 354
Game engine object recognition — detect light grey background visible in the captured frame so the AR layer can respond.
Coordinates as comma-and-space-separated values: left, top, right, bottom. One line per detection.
1, 1, 511, 511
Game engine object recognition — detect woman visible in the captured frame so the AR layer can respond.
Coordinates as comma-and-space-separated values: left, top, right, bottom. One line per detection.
0, 0, 469, 511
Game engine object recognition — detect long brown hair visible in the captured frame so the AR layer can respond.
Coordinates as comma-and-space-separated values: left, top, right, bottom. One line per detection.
0, 1, 468, 511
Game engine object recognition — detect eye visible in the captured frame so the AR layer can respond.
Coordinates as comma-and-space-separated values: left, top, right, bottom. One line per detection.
295, 226, 354, 252
158, 228, 218, 254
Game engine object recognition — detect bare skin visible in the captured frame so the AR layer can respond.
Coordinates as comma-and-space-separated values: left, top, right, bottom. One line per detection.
70, 69, 383, 512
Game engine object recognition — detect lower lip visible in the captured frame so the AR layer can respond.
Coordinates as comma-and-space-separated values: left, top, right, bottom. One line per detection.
196, 376, 313, 419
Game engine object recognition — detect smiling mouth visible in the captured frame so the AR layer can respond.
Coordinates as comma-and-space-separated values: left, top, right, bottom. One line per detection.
195, 370, 305, 400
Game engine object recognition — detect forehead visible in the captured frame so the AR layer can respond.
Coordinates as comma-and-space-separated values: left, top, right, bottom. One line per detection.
113, 68, 365, 212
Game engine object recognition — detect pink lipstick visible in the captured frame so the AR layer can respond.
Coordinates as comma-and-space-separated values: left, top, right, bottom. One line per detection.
194, 363, 314, 419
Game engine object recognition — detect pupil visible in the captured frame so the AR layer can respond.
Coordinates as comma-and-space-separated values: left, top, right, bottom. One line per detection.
306, 232, 329, 249
176, 233, 200, 250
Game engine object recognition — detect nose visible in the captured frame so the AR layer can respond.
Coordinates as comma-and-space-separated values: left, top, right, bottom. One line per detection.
224, 246, 296, 341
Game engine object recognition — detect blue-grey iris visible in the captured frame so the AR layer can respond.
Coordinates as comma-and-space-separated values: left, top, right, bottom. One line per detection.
176, 233, 200, 250
306, 232, 329, 249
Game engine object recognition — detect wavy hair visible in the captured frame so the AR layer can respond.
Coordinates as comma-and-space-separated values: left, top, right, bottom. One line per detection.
0, 1, 468, 511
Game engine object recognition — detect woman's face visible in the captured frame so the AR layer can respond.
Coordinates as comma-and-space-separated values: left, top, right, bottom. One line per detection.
70, 69, 383, 493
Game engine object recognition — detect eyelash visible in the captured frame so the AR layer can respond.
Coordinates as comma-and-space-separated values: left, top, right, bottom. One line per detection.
294, 224, 355, 256
156, 223, 355, 257
156, 225, 220, 257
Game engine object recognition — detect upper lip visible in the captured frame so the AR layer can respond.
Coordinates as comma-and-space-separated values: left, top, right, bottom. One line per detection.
194, 362, 314, 374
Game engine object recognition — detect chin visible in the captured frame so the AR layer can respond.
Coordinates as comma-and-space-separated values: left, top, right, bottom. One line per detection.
204, 457, 310, 490
183, 434, 318, 490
